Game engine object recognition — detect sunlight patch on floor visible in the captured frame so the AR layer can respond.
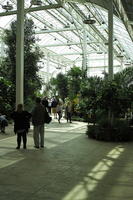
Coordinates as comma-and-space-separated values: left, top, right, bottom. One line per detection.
62, 146, 125, 200
0, 136, 25, 169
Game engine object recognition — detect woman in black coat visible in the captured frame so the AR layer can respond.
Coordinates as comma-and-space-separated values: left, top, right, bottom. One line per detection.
11, 104, 31, 149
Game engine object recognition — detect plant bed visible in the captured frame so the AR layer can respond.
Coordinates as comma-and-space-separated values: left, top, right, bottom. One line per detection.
71, 115, 86, 122
86, 124, 133, 142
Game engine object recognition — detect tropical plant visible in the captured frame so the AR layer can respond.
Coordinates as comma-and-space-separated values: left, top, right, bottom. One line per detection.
67, 66, 83, 99
50, 73, 68, 100
0, 77, 14, 116
0, 18, 43, 111
85, 67, 133, 141
79, 76, 103, 122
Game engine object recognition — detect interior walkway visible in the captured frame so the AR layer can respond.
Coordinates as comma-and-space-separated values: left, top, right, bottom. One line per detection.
0, 119, 133, 200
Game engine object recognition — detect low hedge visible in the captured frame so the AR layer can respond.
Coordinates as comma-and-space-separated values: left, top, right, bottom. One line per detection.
86, 121, 133, 142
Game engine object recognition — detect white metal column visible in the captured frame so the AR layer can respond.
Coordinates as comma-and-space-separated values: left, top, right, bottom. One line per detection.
104, 52, 106, 72
47, 53, 50, 82
16, 0, 24, 106
108, 0, 114, 80
82, 24, 87, 76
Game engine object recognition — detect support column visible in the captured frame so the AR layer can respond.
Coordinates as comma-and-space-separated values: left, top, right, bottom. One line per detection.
104, 52, 106, 72
47, 53, 50, 82
82, 24, 87, 77
120, 56, 124, 71
108, 0, 114, 80
0, 40, 4, 58
16, 0, 24, 106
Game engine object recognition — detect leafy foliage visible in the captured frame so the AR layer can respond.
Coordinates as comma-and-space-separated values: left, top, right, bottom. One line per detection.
56, 73, 68, 100
50, 73, 68, 100
0, 78, 14, 116
0, 18, 43, 113
79, 68, 133, 124
79, 76, 103, 121
67, 66, 82, 99
84, 67, 133, 141
49, 66, 83, 100
87, 119, 133, 142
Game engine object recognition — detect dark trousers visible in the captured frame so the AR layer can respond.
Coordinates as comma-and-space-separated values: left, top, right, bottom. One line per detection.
17, 131, 27, 148
57, 111, 62, 123
66, 112, 72, 122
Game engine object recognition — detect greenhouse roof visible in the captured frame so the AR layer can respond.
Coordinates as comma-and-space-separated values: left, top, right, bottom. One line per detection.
0, 0, 133, 77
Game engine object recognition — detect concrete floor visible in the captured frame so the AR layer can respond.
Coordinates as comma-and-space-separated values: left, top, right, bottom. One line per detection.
0, 119, 133, 200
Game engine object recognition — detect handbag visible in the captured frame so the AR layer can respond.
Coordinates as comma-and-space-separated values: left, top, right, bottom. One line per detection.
46, 115, 52, 124
44, 109, 52, 124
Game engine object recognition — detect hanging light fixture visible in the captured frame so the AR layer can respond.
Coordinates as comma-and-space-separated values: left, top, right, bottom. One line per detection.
83, 15, 96, 25
30, 0, 42, 6
125, 62, 131, 66
117, 54, 124, 58
97, 45, 103, 54
64, 23, 70, 28
2, 1, 13, 12
56, 65, 61, 69
101, 21, 106, 29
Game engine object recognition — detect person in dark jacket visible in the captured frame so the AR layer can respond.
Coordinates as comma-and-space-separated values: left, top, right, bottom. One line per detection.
31, 97, 46, 149
11, 104, 31, 149
42, 96, 48, 108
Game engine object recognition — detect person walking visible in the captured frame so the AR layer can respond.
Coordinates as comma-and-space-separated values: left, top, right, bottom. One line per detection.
51, 97, 58, 119
56, 101, 63, 123
11, 104, 31, 149
31, 97, 46, 149
65, 101, 73, 123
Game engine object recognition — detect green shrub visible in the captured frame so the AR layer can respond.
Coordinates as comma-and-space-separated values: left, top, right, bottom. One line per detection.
86, 119, 133, 142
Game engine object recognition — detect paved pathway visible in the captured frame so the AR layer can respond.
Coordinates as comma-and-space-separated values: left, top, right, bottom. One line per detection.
0, 119, 133, 200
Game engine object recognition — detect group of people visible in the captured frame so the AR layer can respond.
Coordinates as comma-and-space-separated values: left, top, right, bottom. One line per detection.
11, 97, 48, 150
0, 96, 73, 150
42, 96, 73, 124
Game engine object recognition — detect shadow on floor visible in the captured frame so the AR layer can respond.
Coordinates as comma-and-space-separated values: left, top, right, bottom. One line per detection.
0, 127, 132, 200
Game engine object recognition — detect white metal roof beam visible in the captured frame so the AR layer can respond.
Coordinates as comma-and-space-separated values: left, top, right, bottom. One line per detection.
55, 3, 99, 51
41, 42, 82, 47
40, 41, 104, 47
63, 0, 108, 9
29, 11, 81, 53
87, 65, 121, 69
29, 10, 82, 53
113, 0, 133, 41
70, 3, 108, 42
40, 46, 73, 62
35, 27, 80, 34
46, 51, 103, 56
0, 3, 62, 17
67, 3, 110, 53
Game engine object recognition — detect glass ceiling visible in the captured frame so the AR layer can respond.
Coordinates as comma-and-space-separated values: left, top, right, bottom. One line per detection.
0, 0, 133, 78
